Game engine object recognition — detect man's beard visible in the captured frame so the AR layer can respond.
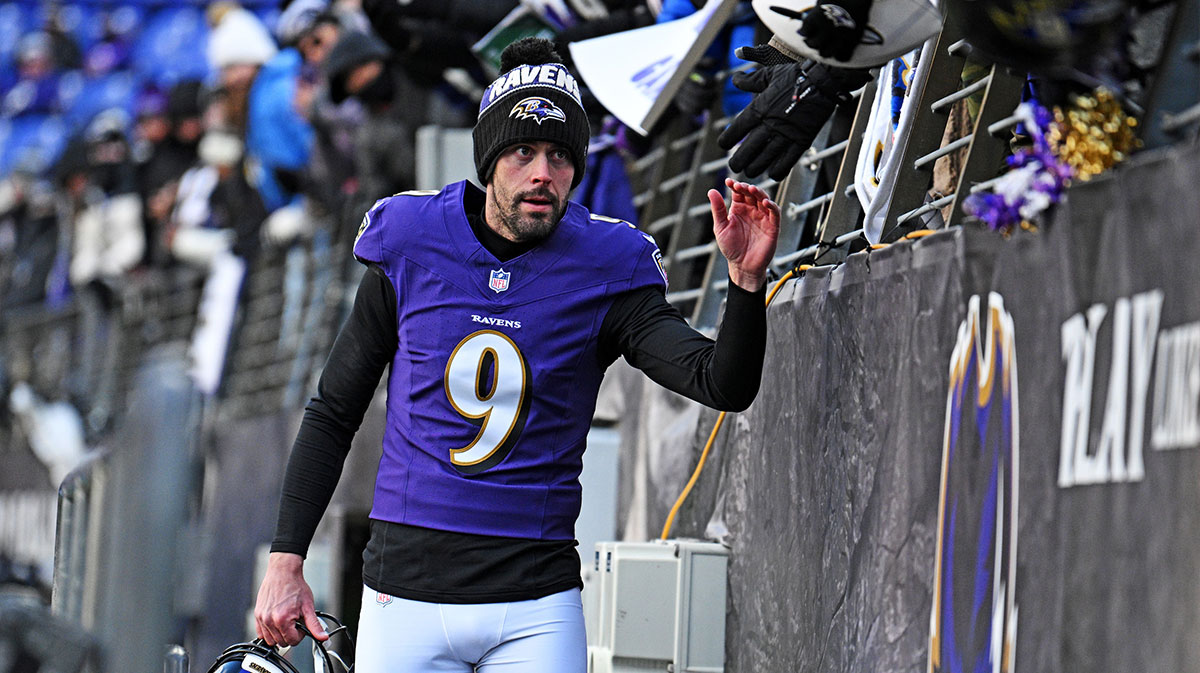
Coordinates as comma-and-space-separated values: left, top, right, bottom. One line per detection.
493, 185, 565, 242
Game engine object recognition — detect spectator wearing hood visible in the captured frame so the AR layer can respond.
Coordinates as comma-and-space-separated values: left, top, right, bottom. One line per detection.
323, 30, 423, 212
69, 110, 145, 289
151, 80, 206, 188
164, 82, 273, 265
167, 122, 246, 268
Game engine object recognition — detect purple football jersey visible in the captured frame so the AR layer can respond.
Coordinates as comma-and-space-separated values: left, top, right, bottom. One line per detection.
353, 181, 666, 540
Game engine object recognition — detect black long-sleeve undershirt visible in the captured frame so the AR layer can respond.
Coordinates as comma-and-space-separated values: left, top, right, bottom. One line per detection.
271, 218, 767, 602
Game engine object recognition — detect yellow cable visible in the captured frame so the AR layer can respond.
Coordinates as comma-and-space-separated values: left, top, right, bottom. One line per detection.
659, 411, 727, 541
660, 268, 798, 540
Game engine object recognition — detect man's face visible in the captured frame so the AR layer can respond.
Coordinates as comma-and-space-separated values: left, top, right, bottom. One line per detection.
299, 22, 339, 67
484, 141, 574, 243
137, 115, 170, 145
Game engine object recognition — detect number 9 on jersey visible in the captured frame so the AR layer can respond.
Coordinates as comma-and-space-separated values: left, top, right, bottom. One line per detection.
444, 330, 532, 474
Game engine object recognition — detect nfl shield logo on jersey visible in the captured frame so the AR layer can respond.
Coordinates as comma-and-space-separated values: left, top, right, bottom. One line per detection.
489, 268, 511, 293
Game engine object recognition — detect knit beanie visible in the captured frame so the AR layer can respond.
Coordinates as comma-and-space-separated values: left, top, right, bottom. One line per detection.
473, 38, 589, 189
207, 7, 277, 69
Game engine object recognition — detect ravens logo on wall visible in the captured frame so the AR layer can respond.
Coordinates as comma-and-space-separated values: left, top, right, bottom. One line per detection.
930, 294, 1020, 673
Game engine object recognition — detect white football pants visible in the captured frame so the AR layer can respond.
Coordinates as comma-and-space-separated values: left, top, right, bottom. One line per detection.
354, 585, 586, 673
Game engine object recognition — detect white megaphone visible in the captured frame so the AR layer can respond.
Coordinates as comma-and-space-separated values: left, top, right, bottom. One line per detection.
751, 0, 943, 68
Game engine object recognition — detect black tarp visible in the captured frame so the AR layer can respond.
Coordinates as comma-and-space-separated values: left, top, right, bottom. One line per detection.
643, 141, 1200, 672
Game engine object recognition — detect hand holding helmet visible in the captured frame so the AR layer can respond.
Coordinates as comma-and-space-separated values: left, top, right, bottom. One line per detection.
254, 552, 327, 648
207, 612, 352, 673
718, 48, 872, 181
797, 0, 873, 62
750, 0, 941, 68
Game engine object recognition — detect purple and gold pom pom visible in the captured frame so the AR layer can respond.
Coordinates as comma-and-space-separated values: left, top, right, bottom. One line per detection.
1047, 88, 1140, 181
964, 88, 1140, 233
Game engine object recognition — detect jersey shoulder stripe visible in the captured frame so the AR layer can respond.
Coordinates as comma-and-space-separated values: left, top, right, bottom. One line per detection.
354, 189, 448, 265
588, 212, 635, 228
577, 210, 665, 291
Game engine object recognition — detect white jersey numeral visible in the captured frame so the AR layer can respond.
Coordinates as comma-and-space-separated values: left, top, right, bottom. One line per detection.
444, 330, 531, 473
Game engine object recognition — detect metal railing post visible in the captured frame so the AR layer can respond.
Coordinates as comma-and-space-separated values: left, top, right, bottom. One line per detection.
878, 0, 973, 237
815, 78, 877, 252
164, 644, 189, 673
944, 64, 1026, 227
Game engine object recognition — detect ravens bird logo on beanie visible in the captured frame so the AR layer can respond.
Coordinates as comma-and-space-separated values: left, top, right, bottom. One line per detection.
473, 38, 590, 189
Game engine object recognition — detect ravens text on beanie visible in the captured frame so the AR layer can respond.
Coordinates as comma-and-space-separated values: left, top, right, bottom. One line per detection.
472, 38, 589, 189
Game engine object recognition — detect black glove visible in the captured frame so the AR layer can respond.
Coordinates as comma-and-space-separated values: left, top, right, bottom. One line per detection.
797, 0, 873, 62
674, 57, 721, 117
734, 43, 797, 68
718, 52, 872, 180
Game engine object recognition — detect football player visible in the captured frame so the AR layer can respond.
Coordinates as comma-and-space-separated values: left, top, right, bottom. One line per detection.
255, 37, 780, 673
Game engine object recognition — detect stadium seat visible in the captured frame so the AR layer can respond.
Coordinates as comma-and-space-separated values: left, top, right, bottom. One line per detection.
62, 71, 136, 129
0, 4, 37, 69
49, 4, 105, 51
106, 5, 147, 38
0, 114, 67, 176
129, 6, 210, 87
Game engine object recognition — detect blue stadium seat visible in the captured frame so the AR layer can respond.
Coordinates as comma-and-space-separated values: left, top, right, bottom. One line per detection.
62, 71, 136, 129
130, 6, 210, 87
50, 4, 105, 51
105, 5, 148, 42
0, 4, 38, 68
0, 70, 17, 98
117, 0, 186, 7
0, 114, 67, 176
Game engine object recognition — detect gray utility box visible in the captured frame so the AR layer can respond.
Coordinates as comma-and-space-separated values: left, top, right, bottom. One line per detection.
585, 540, 728, 673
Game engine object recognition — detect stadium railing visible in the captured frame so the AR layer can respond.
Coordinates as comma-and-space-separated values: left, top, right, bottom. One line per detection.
46, 230, 352, 638
630, 6, 1031, 328
636, 0, 1200, 330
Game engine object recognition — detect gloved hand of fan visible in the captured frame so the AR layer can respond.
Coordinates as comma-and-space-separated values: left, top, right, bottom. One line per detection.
798, 0, 873, 62
718, 48, 872, 181
674, 58, 720, 117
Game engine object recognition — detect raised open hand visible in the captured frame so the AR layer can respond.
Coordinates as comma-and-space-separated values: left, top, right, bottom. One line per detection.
708, 178, 781, 291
